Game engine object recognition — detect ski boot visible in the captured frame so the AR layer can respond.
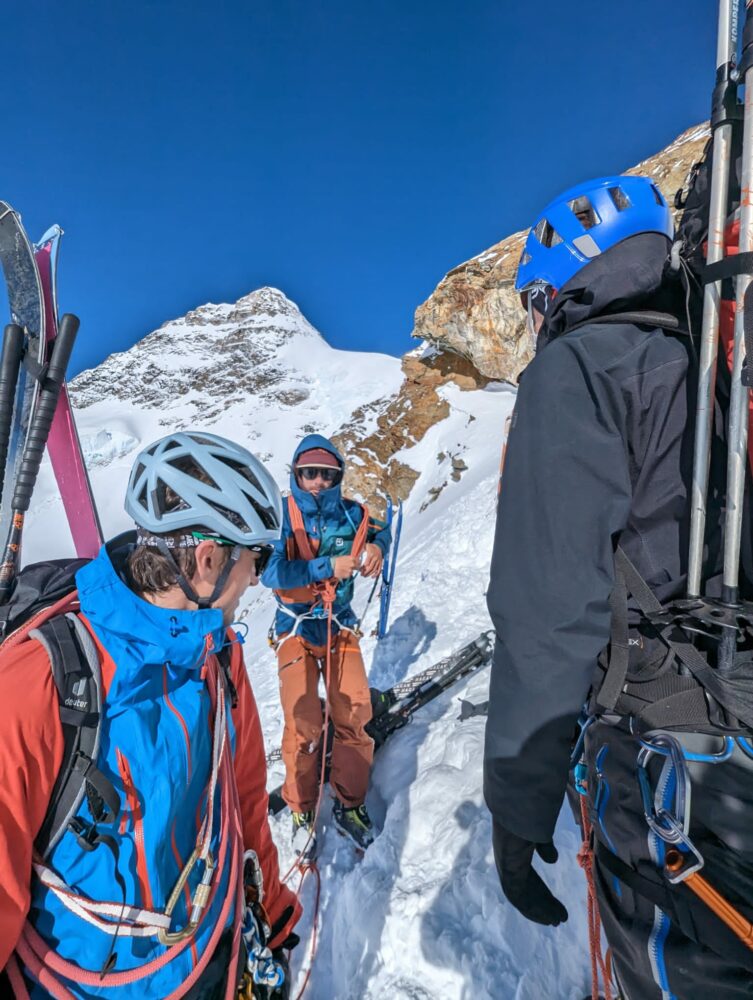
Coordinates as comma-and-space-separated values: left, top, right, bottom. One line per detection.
332, 800, 374, 850
291, 810, 317, 862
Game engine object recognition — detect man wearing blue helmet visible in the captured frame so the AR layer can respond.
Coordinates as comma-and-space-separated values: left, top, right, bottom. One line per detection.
484, 175, 753, 998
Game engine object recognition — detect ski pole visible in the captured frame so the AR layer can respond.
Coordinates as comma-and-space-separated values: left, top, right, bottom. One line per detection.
0, 325, 25, 512
356, 575, 380, 635
688, 0, 740, 597
720, 1, 753, 667
0, 314, 79, 603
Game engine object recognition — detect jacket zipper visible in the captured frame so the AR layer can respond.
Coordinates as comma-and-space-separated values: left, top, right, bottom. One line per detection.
116, 748, 155, 910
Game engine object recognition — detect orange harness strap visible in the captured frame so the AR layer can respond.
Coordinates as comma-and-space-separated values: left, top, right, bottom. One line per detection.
275, 495, 370, 608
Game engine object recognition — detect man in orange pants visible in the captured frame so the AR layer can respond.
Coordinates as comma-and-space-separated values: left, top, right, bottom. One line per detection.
261, 434, 391, 854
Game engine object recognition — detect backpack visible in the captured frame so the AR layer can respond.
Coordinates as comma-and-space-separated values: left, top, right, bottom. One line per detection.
0, 555, 122, 858
590, 131, 753, 737
2, 532, 241, 860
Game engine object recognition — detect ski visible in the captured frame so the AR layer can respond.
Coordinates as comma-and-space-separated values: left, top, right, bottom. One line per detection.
34, 226, 102, 557
266, 629, 494, 815
377, 498, 402, 639
0, 203, 46, 551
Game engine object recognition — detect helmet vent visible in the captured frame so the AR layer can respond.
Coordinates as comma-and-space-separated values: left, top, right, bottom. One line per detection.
572, 234, 601, 259
568, 196, 600, 230
533, 219, 563, 248
650, 183, 665, 206
607, 186, 631, 212
223, 456, 265, 495
248, 498, 279, 531
206, 498, 251, 534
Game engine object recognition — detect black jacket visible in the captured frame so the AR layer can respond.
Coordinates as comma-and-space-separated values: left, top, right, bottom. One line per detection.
483, 233, 696, 843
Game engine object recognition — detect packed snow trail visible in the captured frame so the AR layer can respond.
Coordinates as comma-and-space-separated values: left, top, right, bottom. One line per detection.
24, 290, 592, 998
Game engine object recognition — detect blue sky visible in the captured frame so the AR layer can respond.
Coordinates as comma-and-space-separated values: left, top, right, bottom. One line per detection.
3, 0, 717, 375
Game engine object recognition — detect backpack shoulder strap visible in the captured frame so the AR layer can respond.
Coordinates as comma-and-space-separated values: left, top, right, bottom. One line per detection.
287, 494, 319, 561
350, 501, 370, 561
32, 613, 119, 858
566, 311, 689, 338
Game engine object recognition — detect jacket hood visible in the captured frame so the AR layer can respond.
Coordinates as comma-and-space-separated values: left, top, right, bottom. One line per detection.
290, 433, 344, 515
76, 542, 226, 671
540, 232, 683, 348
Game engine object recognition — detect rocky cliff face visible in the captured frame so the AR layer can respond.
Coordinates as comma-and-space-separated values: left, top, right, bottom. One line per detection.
411, 122, 711, 383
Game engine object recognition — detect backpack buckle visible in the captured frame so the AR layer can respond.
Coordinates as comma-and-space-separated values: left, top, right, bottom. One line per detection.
68, 816, 100, 853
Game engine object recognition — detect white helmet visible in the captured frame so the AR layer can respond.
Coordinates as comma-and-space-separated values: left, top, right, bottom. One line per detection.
125, 431, 282, 545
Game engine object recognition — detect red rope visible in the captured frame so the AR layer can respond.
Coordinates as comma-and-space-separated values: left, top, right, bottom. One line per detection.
292, 862, 322, 1000
577, 794, 613, 1000
280, 592, 336, 997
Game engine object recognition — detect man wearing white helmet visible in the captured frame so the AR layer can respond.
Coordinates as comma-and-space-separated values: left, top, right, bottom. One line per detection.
0, 432, 300, 999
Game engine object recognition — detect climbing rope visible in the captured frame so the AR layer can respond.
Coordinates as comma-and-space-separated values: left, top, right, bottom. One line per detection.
278, 583, 340, 999
577, 793, 613, 1000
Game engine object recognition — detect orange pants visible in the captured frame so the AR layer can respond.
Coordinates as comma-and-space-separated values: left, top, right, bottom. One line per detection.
277, 630, 374, 813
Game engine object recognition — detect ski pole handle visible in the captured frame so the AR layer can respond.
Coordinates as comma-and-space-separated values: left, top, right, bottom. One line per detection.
12, 313, 79, 513
0, 324, 25, 506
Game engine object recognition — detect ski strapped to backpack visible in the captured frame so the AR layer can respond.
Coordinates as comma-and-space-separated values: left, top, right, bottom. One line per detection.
0, 202, 47, 551
34, 224, 103, 558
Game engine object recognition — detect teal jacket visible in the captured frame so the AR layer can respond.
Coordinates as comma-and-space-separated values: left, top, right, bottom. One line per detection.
261, 434, 391, 644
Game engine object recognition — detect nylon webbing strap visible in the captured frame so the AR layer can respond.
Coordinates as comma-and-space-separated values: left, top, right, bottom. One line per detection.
567, 312, 686, 337
703, 252, 753, 285
742, 282, 753, 388
31, 615, 119, 858
615, 548, 753, 730
594, 842, 679, 915
597, 564, 630, 713
287, 495, 318, 561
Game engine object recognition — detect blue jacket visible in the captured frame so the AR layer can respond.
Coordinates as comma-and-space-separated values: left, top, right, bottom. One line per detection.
261, 434, 391, 644
18, 544, 299, 998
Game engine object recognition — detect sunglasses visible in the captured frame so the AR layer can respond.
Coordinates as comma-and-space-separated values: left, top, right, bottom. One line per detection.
192, 532, 274, 574
248, 544, 273, 575
298, 467, 339, 483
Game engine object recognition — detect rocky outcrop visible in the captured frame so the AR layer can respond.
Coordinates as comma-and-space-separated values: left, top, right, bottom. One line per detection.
412, 123, 711, 383
333, 348, 487, 517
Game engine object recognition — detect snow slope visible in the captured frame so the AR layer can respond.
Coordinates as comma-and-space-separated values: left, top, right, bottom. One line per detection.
28, 288, 591, 998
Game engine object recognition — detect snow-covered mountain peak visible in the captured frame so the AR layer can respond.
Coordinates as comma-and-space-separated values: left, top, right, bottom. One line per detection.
45, 289, 403, 547
70, 286, 325, 415
229, 285, 315, 325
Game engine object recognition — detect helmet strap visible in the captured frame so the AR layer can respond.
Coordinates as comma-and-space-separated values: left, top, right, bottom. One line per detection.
152, 538, 241, 610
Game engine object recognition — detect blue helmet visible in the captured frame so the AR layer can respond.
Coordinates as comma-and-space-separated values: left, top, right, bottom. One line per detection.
515, 175, 674, 293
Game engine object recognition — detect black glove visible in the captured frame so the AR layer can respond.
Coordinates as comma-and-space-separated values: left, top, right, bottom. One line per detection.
492, 820, 568, 926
